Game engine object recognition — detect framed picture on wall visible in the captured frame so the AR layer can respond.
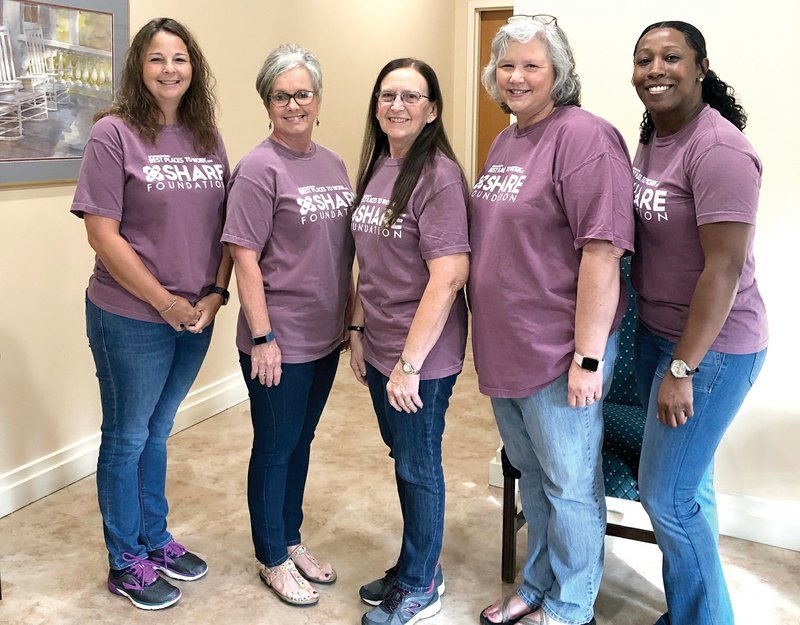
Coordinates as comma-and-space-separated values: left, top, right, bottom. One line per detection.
0, 0, 128, 185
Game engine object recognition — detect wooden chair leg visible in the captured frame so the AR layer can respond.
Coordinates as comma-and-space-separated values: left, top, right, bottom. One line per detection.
501, 474, 518, 583
606, 522, 657, 544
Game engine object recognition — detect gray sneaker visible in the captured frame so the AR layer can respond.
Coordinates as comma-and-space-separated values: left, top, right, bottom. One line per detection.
149, 540, 208, 581
360, 563, 444, 606
361, 584, 441, 625
107, 553, 181, 610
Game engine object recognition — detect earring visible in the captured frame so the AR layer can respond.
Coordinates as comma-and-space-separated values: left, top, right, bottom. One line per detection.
698, 76, 704, 82
269, 121, 273, 130
316, 118, 320, 127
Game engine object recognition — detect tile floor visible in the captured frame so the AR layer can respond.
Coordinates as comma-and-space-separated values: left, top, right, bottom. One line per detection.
1, 352, 798, 625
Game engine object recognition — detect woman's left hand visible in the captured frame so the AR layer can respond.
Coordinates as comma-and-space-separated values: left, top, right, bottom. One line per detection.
387, 361, 423, 414
656, 374, 694, 428
567, 360, 603, 408
186, 293, 224, 333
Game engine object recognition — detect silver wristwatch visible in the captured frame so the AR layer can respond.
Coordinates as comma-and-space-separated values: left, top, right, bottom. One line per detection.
670, 359, 699, 379
400, 355, 420, 375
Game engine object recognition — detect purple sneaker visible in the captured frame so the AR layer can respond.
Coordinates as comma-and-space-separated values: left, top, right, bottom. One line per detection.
108, 553, 181, 610
149, 540, 208, 581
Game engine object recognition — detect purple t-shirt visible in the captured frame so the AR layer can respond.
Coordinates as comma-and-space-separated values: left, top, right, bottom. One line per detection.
222, 138, 354, 362
352, 152, 470, 379
468, 105, 635, 398
632, 105, 768, 354
71, 115, 229, 323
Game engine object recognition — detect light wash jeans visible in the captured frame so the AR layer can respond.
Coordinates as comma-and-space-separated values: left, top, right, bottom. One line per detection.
636, 325, 767, 625
491, 334, 618, 625
86, 298, 213, 570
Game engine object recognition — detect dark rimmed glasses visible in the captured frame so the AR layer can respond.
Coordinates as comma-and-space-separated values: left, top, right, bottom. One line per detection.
507, 14, 557, 26
268, 90, 315, 107
375, 90, 431, 106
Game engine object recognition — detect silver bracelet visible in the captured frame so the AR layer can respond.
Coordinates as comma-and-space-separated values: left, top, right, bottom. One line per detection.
159, 297, 177, 315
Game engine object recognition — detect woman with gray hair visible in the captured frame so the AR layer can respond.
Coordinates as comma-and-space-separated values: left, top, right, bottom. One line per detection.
222, 43, 354, 607
468, 15, 634, 625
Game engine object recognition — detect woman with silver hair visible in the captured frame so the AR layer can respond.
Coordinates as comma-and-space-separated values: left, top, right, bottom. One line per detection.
222, 43, 354, 607
468, 15, 634, 625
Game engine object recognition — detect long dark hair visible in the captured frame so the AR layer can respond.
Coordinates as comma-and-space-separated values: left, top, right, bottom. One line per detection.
352, 58, 463, 226
96, 17, 219, 154
634, 21, 747, 144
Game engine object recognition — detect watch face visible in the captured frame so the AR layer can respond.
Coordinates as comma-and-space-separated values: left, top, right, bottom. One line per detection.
402, 362, 413, 374
671, 360, 688, 378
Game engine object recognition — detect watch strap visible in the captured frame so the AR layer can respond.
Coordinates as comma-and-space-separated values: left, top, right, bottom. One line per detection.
209, 285, 230, 305
573, 351, 604, 372
400, 355, 421, 375
250, 331, 276, 345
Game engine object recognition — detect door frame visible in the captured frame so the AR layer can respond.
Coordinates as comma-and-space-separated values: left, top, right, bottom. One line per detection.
462, 0, 513, 182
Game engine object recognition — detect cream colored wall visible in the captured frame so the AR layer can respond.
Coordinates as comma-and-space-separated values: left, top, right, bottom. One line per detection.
455, 0, 800, 508
0, 0, 458, 501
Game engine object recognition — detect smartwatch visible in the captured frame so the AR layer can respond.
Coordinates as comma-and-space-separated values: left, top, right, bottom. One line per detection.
250, 331, 276, 345
573, 351, 604, 372
209, 286, 230, 305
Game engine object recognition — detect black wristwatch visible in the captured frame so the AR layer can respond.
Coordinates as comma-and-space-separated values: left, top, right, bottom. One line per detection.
250, 331, 276, 345
573, 351, 604, 372
209, 286, 230, 305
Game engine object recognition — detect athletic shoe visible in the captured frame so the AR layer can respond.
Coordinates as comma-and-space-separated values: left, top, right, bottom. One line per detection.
360, 563, 444, 606
361, 584, 441, 625
149, 540, 208, 581
107, 553, 181, 610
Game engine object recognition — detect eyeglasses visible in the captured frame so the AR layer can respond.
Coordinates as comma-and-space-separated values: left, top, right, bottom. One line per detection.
375, 90, 431, 105
268, 90, 315, 107
507, 14, 557, 26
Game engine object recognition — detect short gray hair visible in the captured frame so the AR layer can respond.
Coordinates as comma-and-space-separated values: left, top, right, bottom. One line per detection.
481, 16, 581, 111
255, 43, 323, 108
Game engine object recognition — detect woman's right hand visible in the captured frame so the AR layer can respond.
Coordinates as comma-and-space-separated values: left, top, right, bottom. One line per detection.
159, 295, 201, 331
251, 341, 282, 387
349, 332, 368, 387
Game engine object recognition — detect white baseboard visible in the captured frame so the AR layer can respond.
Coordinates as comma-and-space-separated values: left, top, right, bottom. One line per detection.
0, 374, 247, 519
488, 449, 800, 552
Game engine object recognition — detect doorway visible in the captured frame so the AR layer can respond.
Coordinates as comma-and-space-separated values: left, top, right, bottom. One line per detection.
475, 8, 512, 176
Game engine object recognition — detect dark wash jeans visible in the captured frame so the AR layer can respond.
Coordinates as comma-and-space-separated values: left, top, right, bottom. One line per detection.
365, 362, 457, 592
86, 298, 213, 570
239, 348, 339, 567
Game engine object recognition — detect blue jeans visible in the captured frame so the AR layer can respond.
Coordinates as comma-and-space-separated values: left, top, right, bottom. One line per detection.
240, 348, 339, 567
636, 325, 766, 625
491, 334, 618, 625
365, 363, 457, 593
86, 298, 213, 570
636, 328, 719, 539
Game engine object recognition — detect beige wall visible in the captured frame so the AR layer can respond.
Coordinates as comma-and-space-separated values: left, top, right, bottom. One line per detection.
0, 0, 458, 503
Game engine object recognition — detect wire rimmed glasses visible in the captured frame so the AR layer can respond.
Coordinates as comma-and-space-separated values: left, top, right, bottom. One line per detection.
375, 90, 431, 106
507, 14, 557, 26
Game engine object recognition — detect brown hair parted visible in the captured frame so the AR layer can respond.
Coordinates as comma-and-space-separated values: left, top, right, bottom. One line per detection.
352, 58, 464, 227
95, 17, 219, 154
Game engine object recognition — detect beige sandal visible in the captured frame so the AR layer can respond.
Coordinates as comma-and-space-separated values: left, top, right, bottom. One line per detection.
288, 543, 337, 584
257, 559, 319, 607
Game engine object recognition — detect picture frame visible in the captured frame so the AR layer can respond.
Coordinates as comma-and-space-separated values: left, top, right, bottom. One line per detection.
0, 0, 128, 186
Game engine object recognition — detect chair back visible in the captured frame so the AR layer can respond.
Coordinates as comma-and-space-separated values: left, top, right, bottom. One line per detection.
24, 28, 52, 76
0, 26, 20, 83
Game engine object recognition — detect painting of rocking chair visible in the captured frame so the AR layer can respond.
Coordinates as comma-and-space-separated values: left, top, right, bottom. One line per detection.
0, 0, 128, 185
